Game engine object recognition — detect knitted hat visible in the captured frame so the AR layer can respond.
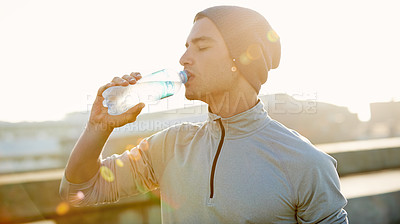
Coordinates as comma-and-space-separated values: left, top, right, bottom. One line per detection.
194, 6, 281, 93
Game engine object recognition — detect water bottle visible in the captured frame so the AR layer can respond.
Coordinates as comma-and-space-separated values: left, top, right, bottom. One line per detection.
102, 69, 188, 115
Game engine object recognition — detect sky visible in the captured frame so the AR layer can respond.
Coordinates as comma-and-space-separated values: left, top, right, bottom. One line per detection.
0, 0, 399, 123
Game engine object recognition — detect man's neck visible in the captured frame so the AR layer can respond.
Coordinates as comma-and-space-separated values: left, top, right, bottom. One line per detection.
207, 91, 258, 118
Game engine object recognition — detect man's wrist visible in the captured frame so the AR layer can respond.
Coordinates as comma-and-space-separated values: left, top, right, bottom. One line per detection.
86, 121, 114, 135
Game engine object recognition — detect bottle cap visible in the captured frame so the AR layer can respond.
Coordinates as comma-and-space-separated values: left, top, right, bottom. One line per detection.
179, 70, 188, 84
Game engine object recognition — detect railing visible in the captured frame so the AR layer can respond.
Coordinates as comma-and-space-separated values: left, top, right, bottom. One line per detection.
1, 138, 400, 224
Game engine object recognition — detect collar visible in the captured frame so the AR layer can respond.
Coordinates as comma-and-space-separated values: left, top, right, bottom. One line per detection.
206, 99, 271, 139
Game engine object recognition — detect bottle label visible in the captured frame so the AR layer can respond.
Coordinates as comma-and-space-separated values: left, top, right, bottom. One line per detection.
160, 81, 175, 99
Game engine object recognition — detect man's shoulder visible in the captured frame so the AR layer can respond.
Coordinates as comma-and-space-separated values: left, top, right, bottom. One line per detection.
148, 121, 205, 141
166, 121, 205, 133
145, 121, 206, 152
262, 119, 336, 166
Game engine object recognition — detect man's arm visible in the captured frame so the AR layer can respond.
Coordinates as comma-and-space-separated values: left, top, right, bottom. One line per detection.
63, 72, 144, 184
64, 123, 112, 184
294, 150, 348, 223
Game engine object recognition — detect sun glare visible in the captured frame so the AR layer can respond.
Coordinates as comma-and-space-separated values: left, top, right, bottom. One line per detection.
0, 1, 398, 124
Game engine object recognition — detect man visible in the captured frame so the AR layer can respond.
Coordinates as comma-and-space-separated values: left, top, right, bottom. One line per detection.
60, 5, 348, 223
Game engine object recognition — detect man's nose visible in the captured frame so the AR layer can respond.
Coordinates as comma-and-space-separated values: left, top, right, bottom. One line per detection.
179, 49, 193, 66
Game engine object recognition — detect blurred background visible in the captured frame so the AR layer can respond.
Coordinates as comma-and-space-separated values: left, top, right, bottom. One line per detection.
0, 0, 399, 223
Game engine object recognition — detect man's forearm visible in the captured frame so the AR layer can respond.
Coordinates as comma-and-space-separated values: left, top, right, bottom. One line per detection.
65, 123, 113, 184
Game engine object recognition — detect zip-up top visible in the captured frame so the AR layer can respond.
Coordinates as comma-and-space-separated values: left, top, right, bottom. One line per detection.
206, 101, 270, 201
60, 100, 348, 223
205, 100, 271, 139
209, 118, 225, 199
204, 101, 276, 207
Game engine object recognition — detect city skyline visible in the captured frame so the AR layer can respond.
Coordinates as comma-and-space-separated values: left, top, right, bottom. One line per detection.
2, 93, 399, 175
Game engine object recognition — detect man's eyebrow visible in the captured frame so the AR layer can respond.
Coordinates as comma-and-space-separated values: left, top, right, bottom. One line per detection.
185, 36, 216, 48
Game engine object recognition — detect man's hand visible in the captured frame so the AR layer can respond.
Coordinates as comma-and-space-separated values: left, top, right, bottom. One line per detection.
88, 72, 145, 131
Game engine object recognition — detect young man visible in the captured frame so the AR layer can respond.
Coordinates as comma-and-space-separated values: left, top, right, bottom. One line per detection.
60, 6, 348, 223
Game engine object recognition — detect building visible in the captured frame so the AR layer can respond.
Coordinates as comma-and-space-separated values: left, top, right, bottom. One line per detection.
0, 94, 364, 174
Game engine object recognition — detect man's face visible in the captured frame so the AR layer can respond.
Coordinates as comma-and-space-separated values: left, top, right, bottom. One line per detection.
180, 17, 238, 102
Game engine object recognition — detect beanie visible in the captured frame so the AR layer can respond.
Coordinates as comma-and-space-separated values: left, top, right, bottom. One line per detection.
194, 6, 281, 93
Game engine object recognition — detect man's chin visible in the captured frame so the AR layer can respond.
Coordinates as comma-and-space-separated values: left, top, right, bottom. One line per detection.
185, 92, 197, 101
185, 90, 204, 101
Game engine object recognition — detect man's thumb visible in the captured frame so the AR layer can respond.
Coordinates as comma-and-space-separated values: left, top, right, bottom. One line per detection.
125, 103, 145, 120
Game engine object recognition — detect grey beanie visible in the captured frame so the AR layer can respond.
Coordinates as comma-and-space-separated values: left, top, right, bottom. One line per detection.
194, 6, 281, 93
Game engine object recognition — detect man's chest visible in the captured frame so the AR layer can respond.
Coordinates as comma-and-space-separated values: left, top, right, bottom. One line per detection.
159, 140, 296, 222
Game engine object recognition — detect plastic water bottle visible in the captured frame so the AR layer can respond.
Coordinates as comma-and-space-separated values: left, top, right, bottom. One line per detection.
102, 69, 188, 115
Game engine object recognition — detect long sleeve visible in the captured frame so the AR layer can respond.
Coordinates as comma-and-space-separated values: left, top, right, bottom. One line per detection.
59, 139, 158, 206
293, 150, 348, 223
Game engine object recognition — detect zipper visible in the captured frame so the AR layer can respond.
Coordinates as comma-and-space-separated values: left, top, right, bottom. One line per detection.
209, 118, 225, 199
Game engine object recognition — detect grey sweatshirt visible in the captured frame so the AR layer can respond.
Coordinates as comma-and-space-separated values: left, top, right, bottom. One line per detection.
60, 100, 348, 223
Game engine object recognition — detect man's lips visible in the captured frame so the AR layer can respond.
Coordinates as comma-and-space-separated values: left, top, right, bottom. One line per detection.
184, 70, 195, 83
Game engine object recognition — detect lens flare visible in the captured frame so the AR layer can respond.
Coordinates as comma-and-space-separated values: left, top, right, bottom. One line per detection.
240, 53, 251, 65
246, 44, 262, 60
231, 66, 237, 72
267, 29, 279, 43
116, 158, 124, 167
76, 191, 85, 200
100, 166, 115, 182
159, 190, 180, 210
56, 202, 70, 215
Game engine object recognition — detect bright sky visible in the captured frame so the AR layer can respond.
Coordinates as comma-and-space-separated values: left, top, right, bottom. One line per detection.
1, 0, 399, 123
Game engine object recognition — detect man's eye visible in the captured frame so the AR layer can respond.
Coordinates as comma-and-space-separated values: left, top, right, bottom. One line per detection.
198, 46, 209, 51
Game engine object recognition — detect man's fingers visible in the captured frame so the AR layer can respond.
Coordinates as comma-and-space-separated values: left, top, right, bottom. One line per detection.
118, 103, 145, 124
122, 74, 137, 84
112, 76, 129, 86
127, 103, 145, 117
130, 72, 142, 81
99, 72, 141, 97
